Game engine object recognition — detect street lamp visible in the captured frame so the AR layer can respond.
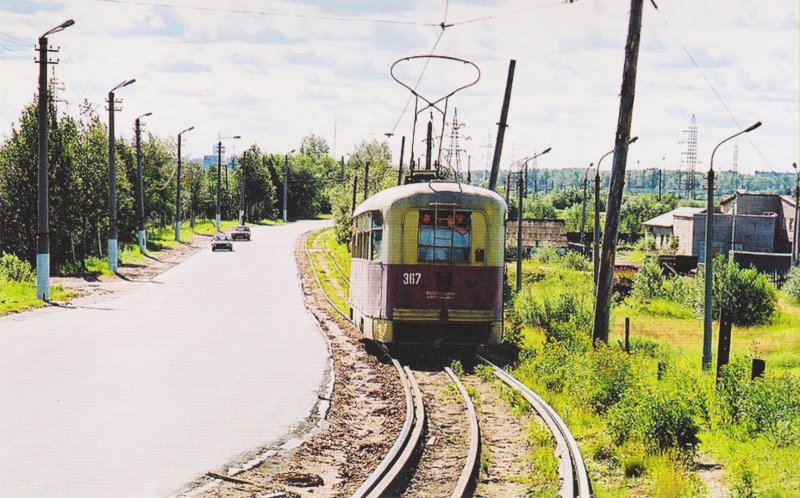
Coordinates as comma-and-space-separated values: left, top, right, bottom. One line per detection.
283, 149, 296, 222
593, 136, 638, 288
134, 112, 152, 254
175, 126, 194, 242
107, 78, 136, 272
702, 121, 761, 371
514, 148, 551, 292
36, 19, 75, 301
216, 134, 240, 231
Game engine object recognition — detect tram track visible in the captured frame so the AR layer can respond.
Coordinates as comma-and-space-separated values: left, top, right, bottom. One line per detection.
307, 227, 592, 497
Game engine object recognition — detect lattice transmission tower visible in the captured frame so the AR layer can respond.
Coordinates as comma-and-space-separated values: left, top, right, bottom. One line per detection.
680, 114, 699, 199
443, 107, 467, 179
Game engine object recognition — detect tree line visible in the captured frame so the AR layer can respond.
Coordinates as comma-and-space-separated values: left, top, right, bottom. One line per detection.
0, 87, 358, 272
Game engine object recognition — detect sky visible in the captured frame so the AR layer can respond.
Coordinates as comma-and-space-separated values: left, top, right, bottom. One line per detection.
1, 0, 797, 177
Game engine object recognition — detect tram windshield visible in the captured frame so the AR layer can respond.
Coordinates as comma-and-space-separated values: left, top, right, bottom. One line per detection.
418, 209, 471, 263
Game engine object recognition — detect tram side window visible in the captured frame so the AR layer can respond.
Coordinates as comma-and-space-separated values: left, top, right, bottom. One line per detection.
351, 211, 383, 260
417, 210, 471, 263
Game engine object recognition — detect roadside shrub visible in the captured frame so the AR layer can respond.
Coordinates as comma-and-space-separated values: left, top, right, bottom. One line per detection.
0, 253, 34, 283
532, 243, 560, 264
783, 266, 800, 305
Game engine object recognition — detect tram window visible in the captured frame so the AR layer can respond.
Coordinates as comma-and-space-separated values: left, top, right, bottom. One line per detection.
417, 210, 471, 263
370, 211, 383, 261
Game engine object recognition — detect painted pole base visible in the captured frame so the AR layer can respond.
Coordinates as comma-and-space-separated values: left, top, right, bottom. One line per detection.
175, 222, 182, 243
36, 253, 50, 301
215, 214, 221, 231
108, 238, 118, 272
138, 230, 147, 255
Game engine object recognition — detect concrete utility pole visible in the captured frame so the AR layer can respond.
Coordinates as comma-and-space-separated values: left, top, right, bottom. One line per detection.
397, 135, 406, 186
216, 135, 240, 230
702, 121, 762, 371
240, 150, 247, 224
175, 126, 194, 242
107, 78, 136, 272
516, 172, 524, 292
592, 0, 643, 345
35, 19, 74, 301
793, 162, 799, 267
488, 59, 516, 191
283, 149, 295, 222
363, 161, 370, 201
579, 163, 593, 249
135, 112, 151, 254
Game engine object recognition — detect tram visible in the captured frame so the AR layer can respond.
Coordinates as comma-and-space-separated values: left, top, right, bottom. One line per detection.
349, 180, 506, 346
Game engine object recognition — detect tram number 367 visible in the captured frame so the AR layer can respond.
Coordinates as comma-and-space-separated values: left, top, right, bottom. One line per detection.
403, 272, 422, 285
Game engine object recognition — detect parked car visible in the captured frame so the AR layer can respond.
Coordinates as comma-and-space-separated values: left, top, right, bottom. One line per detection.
231, 225, 251, 241
211, 234, 233, 251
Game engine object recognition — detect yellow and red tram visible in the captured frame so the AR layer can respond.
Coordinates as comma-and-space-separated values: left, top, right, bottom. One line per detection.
349, 181, 506, 346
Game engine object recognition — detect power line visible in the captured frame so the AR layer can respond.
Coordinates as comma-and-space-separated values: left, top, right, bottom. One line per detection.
95, 0, 438, 27
652, 3, 784, 188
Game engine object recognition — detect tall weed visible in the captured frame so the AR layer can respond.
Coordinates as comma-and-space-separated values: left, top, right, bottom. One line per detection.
0, 253, 33, 282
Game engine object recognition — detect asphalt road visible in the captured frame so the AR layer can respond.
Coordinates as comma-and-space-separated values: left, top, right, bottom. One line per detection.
0, 220, 332, 498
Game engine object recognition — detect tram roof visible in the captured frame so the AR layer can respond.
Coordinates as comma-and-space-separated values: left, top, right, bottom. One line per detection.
352, 181, 506, 218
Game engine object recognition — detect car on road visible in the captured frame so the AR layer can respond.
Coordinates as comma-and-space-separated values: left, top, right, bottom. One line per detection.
231, 225, 251, 241
211, 234, 233, 251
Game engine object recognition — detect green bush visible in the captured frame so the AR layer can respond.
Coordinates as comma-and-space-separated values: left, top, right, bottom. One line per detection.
585, 345, 634, 413
717, 358, 800, 445
632, 256, 662, 301
561, 251, 591, 272
783, 266, 800, 305
693, 257, 777, 326
0, 253, 34, 283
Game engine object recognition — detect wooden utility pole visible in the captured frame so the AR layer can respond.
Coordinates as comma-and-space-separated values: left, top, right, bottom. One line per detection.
488, 59, 516, 191
593, 0, 644, 345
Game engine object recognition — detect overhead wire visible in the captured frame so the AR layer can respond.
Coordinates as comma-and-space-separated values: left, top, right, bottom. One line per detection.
95, 0, 438, 27
651, 1, 786, 187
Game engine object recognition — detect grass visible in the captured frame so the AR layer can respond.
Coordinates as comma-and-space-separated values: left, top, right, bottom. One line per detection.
306, 228, 350, 315
514, 255, 800, 496
0, 280, 75, 315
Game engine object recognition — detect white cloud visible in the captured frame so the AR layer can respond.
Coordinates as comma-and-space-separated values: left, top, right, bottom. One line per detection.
0, 0, 796, 175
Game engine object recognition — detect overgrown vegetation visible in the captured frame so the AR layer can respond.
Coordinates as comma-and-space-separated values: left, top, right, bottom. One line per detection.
505, 249, 799, 496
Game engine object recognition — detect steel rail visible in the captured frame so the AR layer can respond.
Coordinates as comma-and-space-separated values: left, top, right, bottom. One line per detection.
444, 367, 481, 498
320, 239, 350, 286
477, 355, 592, 498
351, 360, 424, 498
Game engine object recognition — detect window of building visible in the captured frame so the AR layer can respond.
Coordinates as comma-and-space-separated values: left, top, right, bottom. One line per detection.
418, 209, 471, 263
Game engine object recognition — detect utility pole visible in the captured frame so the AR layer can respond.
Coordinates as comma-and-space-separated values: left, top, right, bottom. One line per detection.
35, 19, 74, 300
489, 59, 515, 191
134, 112, 151, 254
397, 135, 405, 186
793, 162, 799, 267
579, 163, 593, 249
593, 0, 644, 345
363, 161, 370, 201
240, 150, 246, 224
283, 149, 295, 222
175, 126, 194, 242
217, 135, 240, 230
516, 172, 524, 292
351, 175, 358, 215
107, 78, 136, 272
